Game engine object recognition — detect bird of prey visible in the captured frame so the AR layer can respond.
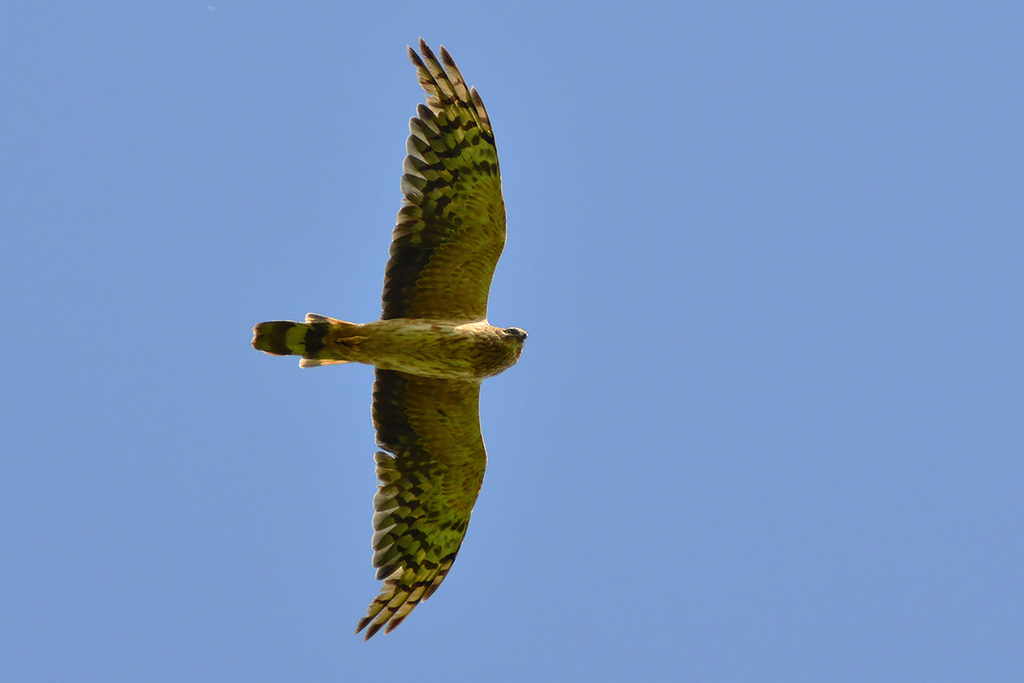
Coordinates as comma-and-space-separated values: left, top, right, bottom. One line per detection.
252, 40, 526, 639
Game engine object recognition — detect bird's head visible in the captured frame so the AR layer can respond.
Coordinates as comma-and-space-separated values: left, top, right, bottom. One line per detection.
502, 327, 528, 343
501, 326, 528, 360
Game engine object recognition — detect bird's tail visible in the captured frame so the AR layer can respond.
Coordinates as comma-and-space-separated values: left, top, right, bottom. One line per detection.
252, 313, 364, 368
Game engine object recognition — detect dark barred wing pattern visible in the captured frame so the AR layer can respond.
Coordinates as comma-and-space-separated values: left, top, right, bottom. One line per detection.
382, 39, 506, 323
355, 369, 486, 639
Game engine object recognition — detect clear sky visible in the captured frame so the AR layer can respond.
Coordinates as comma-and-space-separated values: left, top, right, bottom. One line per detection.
2, 2, 1022, 681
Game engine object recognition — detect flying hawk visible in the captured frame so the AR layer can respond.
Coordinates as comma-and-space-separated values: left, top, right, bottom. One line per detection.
252, 40, 526, 639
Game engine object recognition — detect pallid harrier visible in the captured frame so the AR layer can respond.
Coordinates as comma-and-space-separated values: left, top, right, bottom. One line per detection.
252, 40, 526, 639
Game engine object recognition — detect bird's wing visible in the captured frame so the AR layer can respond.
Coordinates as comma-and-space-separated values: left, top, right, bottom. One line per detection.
382, 39, 506, 323
356, 369, 486, 639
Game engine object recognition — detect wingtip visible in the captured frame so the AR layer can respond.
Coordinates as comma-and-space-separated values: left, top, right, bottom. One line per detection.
356, 616, 384, 641
439, 45, 456, 68
418, 40, 438, 65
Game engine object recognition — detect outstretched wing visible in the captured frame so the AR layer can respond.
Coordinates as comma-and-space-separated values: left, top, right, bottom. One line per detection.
382, 40, 506, 323
356, 369, 486, 639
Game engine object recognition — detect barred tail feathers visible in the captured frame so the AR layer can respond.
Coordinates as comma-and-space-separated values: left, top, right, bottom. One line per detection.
251, 313, 363, 368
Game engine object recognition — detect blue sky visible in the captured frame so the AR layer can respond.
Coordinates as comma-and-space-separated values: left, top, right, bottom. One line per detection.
2, 2, 1022, 681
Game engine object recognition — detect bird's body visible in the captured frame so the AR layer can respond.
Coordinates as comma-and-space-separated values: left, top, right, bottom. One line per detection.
251, 40, 525, 639
254, 315, 525, 380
